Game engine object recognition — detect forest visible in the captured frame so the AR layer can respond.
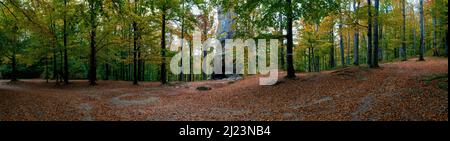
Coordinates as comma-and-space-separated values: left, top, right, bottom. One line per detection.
0, 0, 448, 121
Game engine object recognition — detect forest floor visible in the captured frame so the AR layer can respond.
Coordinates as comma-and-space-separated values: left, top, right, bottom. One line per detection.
0, 57, 448, 121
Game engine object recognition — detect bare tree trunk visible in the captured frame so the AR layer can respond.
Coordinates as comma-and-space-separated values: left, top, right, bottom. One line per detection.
347, 31, 351, 65
88, 0, 98, 85
361, 34, 366, 63
180, 0, 185, 82
432, 15, 439, 56
418, 0, 425, 61
10, 26, 18, 82
367, 0, 374, 67
138, 51, 142, 81
63, 0, 69, 84
160, 7, 167, 84
373, 0, 380, 67
445, 31, 448, 56
279, 12, 285, 70
202, 19, 208, 80
11, 45, 17, 81
104, 63, 109, 80
133, 21, 138, 85
59, 45, 63, 83
308, 47, 312, 72
339, 23, 345, 67
53, 50, 58, 82
413, 28, 416, 56
400, 0, 407, 61
354, 30, 359, 66
330, 24, 336, 68
286, 0, 295, 78
379, 17, 383, 61
353, 1, 360, 66
45, 55, 49, 83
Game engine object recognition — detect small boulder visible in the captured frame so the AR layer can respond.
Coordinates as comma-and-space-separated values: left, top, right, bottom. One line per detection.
196, 86, 212, 91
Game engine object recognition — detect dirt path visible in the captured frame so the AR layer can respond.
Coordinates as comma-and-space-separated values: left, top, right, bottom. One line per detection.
0, 57, 447, 121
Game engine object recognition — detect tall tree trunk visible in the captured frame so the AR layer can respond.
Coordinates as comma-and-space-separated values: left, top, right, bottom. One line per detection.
133, 21, 138, 85
413, 28, 416, 56
133, 1, 140, 85
384, 8, 390, 61
315, 56, 320, 72
308, 47, 312, 72
367, 0, 374, 67
63, 0, 69, 84
88, 31, 97, 85
202, 18, 208, 80
400, 0, 407, 61
445, 31, 448, 56
180, 0, 185, 82
45, 55, 49, 83
347, 31, 350, 65
160, 8, 167, 84
138, 51, 142, 81
188, 41, 193, 82
432, 15, 438, 56
279, 12, 285, 70
418, 0, 425, 61
11, 46, 17, 82
280, 45, 285, 70
121, 62, 124, 80
50, 21, 59, 84
51, 21, 59, 85
59, 47, 63, 83
353, 0, 359, 65
89, 29, 97, 85
11, 55, 17, 81
312, 47, 316, 72
104, 63, 109, 80
411, 9, 417, 57
88, 0, 97, 85
373, 0, 380, 67
354, 30, 359, 66
53, 50, 57, 82
11, 26, 18, 82
339, 24, 345, 67
379, 17, 383, 61
330, 25, 336, 68
141, 60, 145, 81
362, 34, 367, 63
286, 0, 295, 78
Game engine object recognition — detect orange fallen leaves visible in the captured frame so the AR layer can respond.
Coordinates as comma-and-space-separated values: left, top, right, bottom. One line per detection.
0, 57, 447, 121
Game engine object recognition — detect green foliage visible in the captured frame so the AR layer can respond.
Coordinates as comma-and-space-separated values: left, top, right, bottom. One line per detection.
0, 0, 447, 81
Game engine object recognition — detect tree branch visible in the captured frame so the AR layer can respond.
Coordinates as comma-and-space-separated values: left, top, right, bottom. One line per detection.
0, 0, 18, 21
7, 0, 53, 35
